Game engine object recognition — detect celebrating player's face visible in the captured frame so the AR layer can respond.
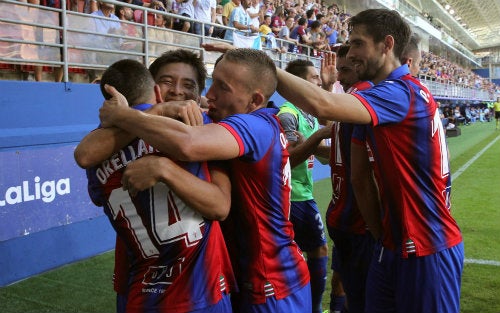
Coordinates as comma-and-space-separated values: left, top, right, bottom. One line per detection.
347, 25, 385, 82
154, 63, 200, 102
205, 59, 255, 122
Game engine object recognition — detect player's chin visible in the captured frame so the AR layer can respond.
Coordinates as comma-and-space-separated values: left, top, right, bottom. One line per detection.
207, 108, 220, 122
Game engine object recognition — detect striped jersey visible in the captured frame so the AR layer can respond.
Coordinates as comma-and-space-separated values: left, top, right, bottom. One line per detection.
351, 66, 462, 257
86, 104, 236, 312
326, 80, 374, 234
218, 107, 310, 304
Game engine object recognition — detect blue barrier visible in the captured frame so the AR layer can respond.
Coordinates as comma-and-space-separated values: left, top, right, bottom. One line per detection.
0, 81, 111, 286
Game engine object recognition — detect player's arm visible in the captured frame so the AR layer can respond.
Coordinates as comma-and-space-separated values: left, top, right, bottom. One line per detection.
74, 100, 204, 169
277, 54, 371, 124
350, 140, 382, 240
74, 127, 135, 169
122, 156, 231, 220
100, 85, 240, 162
314, 138, 331, 165
288, 125, 331, 168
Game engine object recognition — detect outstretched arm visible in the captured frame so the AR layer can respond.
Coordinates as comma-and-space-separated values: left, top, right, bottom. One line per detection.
74, 100, 205, 169
99, 85, 240, 162
277, 54, 371, 124
122, 155, 231, 221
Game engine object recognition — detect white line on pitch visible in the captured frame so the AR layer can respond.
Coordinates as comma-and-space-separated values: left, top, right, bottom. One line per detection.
452, 135, 500, 181
465, 258, 500, 266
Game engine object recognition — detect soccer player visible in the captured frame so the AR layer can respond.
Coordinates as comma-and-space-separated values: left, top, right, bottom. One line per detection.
324, 44, 375, 313
276, 9, 464, 313
400, 33, 422, 77
84, 58, 236, 312
98, 48, 311, 313
277, 59, 330, 313
75, 50, 233, 312
493, 96, 500, 129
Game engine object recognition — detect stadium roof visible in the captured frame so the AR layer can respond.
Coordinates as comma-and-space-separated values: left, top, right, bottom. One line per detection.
405, 0, 500, 50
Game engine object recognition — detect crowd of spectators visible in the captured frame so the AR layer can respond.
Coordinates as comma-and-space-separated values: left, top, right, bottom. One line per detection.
420, 51, 500, 95
439, 101, 493, 133
1, 0, 500, 96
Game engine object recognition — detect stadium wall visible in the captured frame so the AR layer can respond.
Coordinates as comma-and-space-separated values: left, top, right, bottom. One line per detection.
0, 80, 330, 287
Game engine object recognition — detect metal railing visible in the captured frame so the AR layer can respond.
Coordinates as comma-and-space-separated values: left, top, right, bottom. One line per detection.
418, 74, 494, 101
0, 0, 496, 101
0, 0, 320, 81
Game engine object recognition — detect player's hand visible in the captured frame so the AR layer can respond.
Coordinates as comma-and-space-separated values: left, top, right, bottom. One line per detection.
100, 84, 130, 128
315, 123, 332, 140
321, 52, 337, 90
149, 100, 204, 126
122, 155, 169, 196
293, 130, 306, 145
201, 42, 236, 53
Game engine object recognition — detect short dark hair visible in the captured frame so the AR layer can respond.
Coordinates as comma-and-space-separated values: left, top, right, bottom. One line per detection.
149, 49, 207, 94
311, 20, 321, 29
336, 44, 350, 58
285, 59, 314, 80
348, 9, 411, 59
100, 59, 155, 106
216, 49, 277, 101
400, 32, 421, 65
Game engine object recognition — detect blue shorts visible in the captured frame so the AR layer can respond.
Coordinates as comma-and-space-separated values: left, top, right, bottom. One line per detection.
329, 228, 375, 313
290, 199, 327, 252
116, 293, 127, 313
192, 292, 232, 313
234, 282, 312, 313
366, 241, 464, 313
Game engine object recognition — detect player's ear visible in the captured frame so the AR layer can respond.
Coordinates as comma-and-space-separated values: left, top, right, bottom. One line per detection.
383, 35, 395, 53
154, 84, 163, 104
251, 91, 266, 110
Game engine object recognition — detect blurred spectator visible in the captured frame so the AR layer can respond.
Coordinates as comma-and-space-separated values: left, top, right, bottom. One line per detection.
271, 6, 286, 36
34, 0, 64, 82
336, 29, 347, 44
278, 15, 298, 53
222, 0, 240, 26
149, 13, 173, 55
305, 8, 315, 27
224, 0, 259, 48
172, 0, 194, 32
90, 1, 121, 34
193, 0, 216, 36
323, 19, 337, 47
260, 14, 276, 49
454, 105, 466, 125
211, 4, 225, 38
246, 0, 261, 29
88, 1, 121, 81
309, 20, 327, 53
289, 17, 311, 53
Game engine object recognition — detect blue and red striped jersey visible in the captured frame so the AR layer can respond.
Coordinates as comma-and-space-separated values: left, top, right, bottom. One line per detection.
218, 107, 310, 304
86, 104, 235, 312
352, 66, 462, 257
326, 80, 374, 234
